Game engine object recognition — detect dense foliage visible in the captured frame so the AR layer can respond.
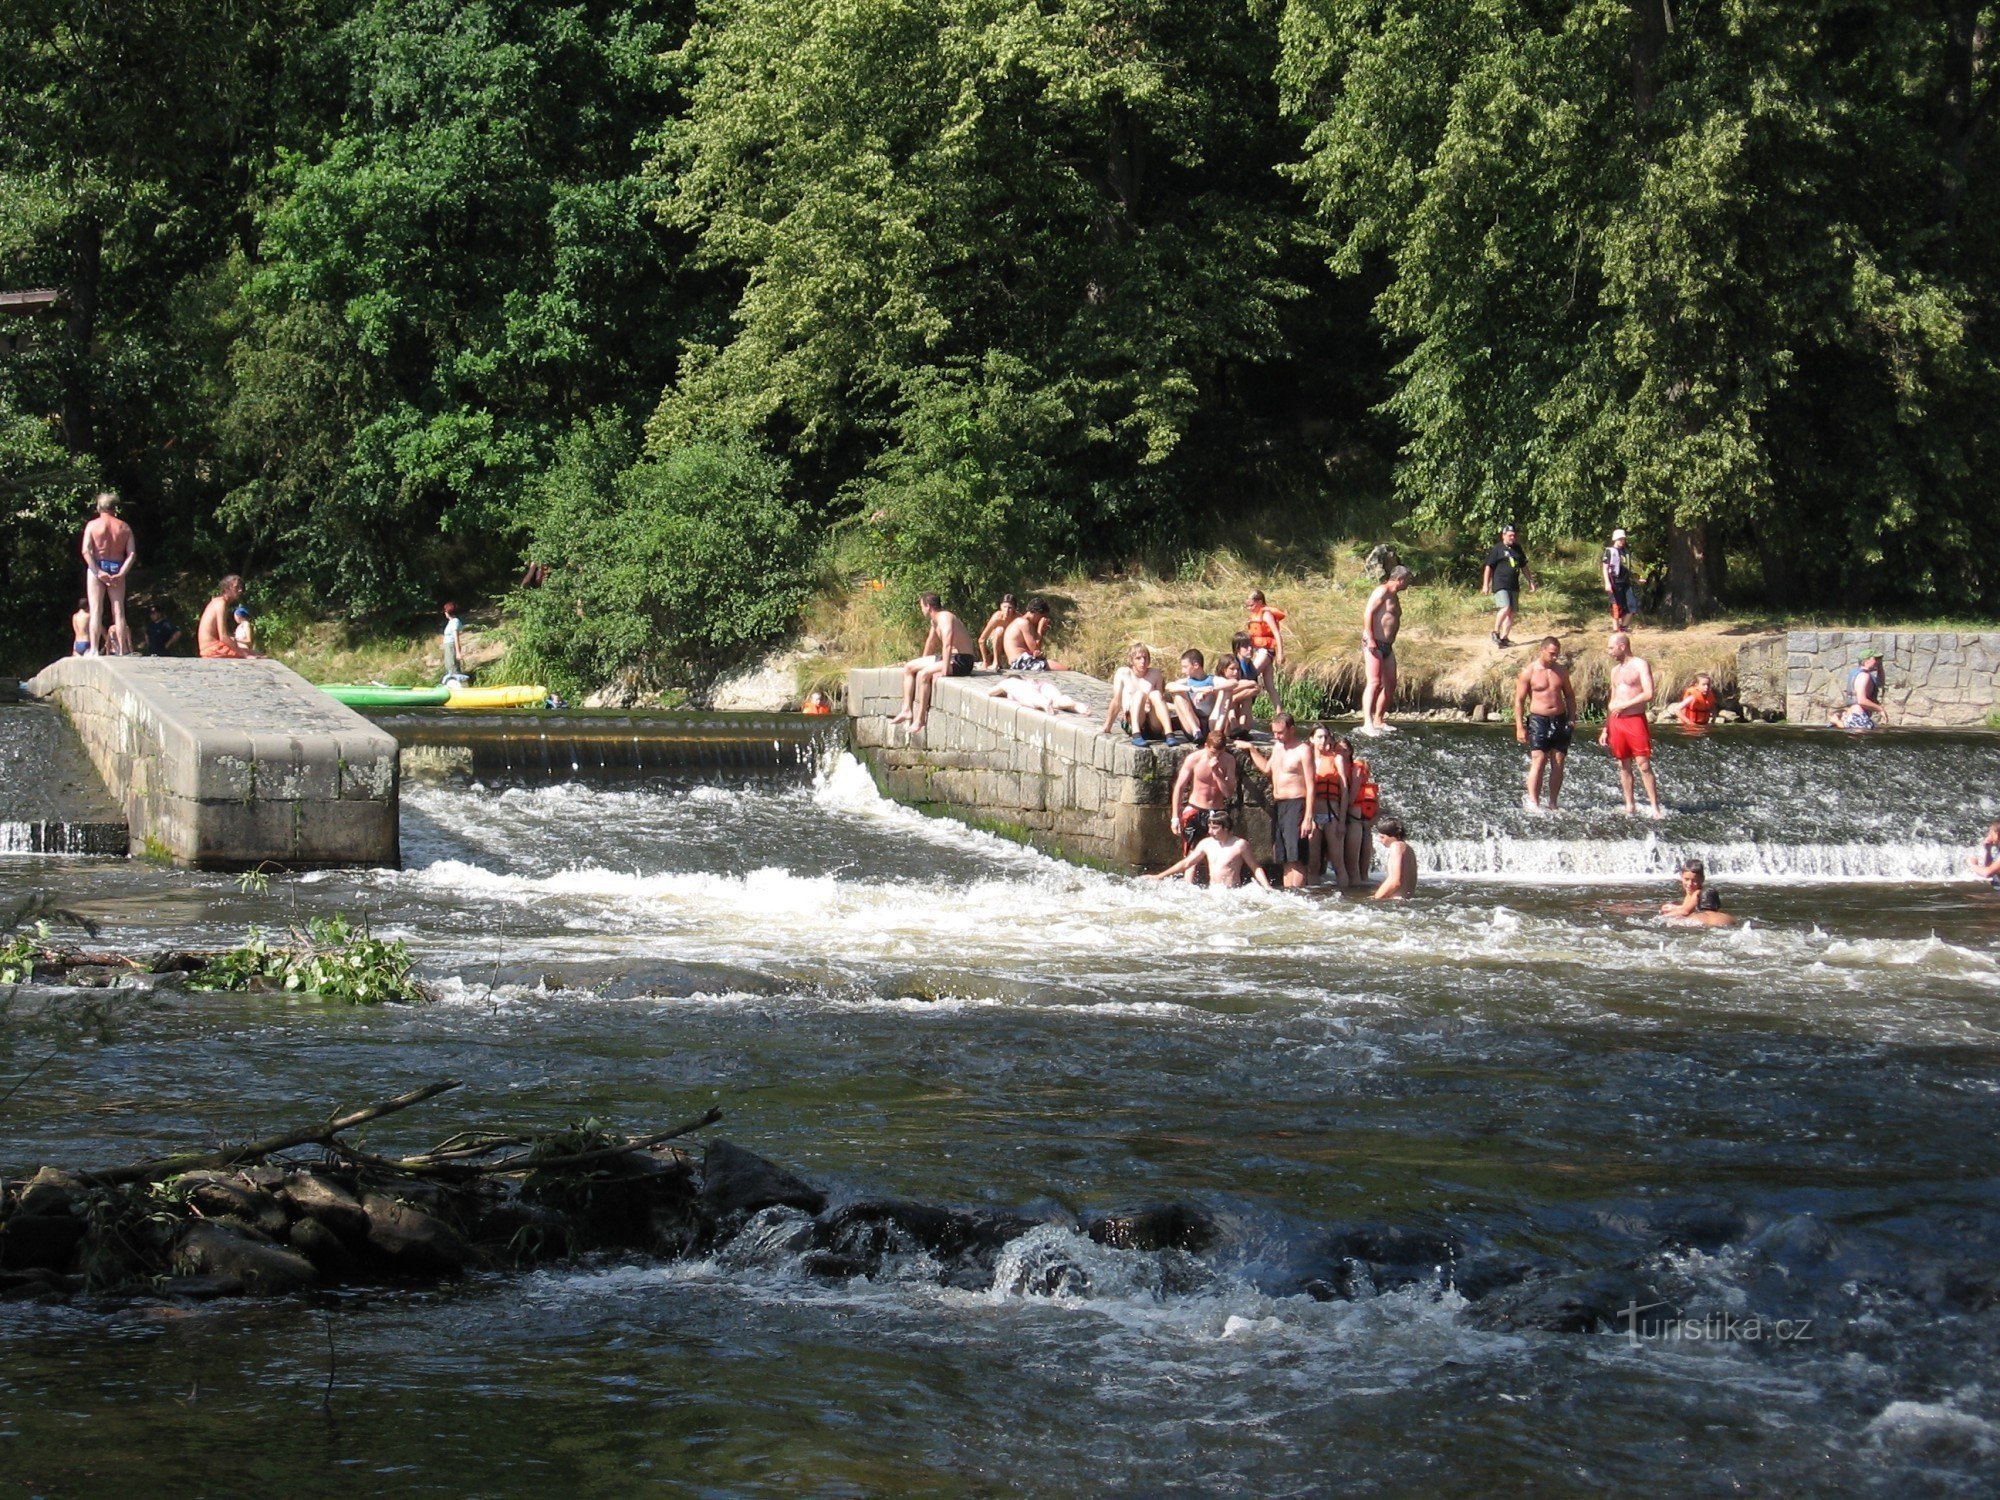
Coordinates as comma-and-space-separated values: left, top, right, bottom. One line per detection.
2, 1, 1995, 672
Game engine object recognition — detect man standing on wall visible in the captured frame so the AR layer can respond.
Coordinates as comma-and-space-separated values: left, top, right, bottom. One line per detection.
1514, 636, 1575, 811
1481, 524, 1533, 648
1360, 566, 1412, 734
1599, 631, 1662, 817
81, 492, 136, 656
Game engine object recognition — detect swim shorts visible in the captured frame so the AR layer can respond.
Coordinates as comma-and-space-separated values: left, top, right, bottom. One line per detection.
1179, 805, 1212, 854
1840, 708, 1876, 731
1526, 714, 1572, 753
946, 652, 974, 677
1605, 713, 1652, 761
1010, 655, 1049, 672
1272, 797, 1306, 865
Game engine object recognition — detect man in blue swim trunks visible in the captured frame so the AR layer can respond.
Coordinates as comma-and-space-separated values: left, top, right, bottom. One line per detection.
80, 491, 136, 656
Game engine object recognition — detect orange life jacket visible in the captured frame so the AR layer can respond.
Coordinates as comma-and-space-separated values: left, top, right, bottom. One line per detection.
1313, 762, 1343, 802
1351, 757, 1379, 819
1679, 687, 1717, 725
1247, 607, 1284, 652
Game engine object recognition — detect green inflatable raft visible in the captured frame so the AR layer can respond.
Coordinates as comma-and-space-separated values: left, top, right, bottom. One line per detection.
320, 684, 454, 709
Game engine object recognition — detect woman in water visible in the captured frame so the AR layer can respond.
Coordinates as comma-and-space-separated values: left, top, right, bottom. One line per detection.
1970, 821, 2000, 890
1660, 858, 1737, 927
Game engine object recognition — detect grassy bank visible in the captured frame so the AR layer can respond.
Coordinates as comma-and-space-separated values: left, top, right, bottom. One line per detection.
803, 537, 1999, 718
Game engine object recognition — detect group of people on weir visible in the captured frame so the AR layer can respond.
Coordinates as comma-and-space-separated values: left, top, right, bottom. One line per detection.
885, 523, 1946, 918
69, 491, 265, 662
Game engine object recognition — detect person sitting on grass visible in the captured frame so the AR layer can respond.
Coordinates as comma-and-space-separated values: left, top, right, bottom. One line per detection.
1659, 858, 1736, 927
1370, 816, 1417, 900
1142, 810, 1272, 890
1102, 643, 1179, 744
977, 594, 1018, 671
889, 592, 976, 732
1675, 672, 1719, 727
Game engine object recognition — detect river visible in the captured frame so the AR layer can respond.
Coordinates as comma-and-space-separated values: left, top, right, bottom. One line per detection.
2, 723, 1998, 1495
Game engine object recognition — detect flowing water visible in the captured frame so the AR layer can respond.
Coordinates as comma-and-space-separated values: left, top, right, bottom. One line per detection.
3, 723, 1999, 1495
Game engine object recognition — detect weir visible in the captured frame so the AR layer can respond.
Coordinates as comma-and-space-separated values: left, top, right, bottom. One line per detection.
0, 702, 128, 856
25, 657, 399, 870
846, 667, 1272, 868
375, 710, 843, 781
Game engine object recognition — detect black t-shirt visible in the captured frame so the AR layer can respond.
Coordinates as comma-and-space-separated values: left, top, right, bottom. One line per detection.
1603, 545, 1630, 583
145, 616, 179, 654
1485, 543, 1527, 593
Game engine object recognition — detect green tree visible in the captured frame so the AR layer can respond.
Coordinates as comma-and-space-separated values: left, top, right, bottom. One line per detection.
1280, 0, 2000, 615
223, 0, 702, 616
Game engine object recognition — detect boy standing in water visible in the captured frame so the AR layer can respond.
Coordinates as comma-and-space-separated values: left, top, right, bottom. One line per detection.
1143, 811, 1272, 890
890, 593, 976, 732
1239, 711, 1315, 889
1513, 636, 1575, 811
1599, 631, 1662, 817
1676, 672, 1719, 727
1370, 817, 1417, 900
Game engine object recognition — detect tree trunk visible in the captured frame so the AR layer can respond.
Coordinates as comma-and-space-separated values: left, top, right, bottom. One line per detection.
59, 215, 101, 456
1933, 1, 1994, 236
1628, 0, 1673, 118
1660, 518, 1717, 622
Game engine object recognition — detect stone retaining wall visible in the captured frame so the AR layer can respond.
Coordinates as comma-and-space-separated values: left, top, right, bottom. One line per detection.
1783, 631, 2000, 727
847, 667, 1272, 868
27, 657, 399, 869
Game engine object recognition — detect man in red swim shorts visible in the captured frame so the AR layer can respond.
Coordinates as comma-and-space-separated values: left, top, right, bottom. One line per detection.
1597, 631, 1662, 818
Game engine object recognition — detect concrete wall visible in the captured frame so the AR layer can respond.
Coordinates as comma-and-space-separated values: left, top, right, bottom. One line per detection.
27, 657, 400, 869
847, 667, 1272, 869
1783, 631, 2000, 727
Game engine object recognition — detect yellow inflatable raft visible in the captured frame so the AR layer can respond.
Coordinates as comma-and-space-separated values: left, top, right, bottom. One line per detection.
444, 684, 549, 711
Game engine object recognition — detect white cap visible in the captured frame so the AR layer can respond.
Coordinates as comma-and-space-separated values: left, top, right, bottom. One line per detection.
1611, 528, 1628, 541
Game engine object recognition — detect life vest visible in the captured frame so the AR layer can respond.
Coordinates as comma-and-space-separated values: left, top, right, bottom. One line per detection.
1313, 762, 1343, 802
1680, 687, 1717, 725
1351, 758, 1378, 819
1247, 607, 1284, 651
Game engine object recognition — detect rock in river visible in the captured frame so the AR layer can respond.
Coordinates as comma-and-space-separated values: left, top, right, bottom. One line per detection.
171, 1222, 317, 1296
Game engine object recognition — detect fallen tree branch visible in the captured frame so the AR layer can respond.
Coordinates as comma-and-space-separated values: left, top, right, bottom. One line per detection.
84, 1079, 464, 1186
485, 1107, 722, 1174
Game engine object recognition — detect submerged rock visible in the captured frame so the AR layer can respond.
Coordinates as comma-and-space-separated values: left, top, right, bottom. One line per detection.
1086, 1203, 1217, 1255
701, 1140, 826, 1223
1468, 1267, 1672, 1336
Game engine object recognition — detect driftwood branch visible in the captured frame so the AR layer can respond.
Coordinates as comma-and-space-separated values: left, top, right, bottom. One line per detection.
325, 1105, 724, 1179
480, 1107, 723, 1174
85, 1080, 464, 1186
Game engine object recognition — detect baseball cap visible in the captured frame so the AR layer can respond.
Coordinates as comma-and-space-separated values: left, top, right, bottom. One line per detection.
1611, 528, 1628, 541
1501, 522, 1517, 533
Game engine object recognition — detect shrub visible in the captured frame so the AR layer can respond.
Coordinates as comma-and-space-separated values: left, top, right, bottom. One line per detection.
508, 419, 814, 697
193, 914, 426, 1005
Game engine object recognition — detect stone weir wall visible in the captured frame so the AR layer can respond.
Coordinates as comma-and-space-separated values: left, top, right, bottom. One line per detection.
1775, 631, 2000, 727
846, 667, 1272, 869
27, 657, 400, 869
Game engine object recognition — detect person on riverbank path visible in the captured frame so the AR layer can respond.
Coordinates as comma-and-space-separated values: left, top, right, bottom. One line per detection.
890, 593, 976, 732
1829, 654, 1886, 730
977, 594, 1018, 670
1481, 524, 1533, 648
1603, 528, 1638, 629
1103, 644, 1178, 744
81, 492, 135, 656
1002, 599, 1062, 671
1599, 631, 1661, 817
1143, 810, 1272, 890
198, 576, 261, 659
1246, 590, 1286, 701
442, 601, 469, 685
1514, 636, 1575, 811
1360, 566, 1412, 733
1307, 724, 1352, 884
1170, 724, 1240, 859
1660, 858, 1736, 927
1240, 710, 1315, 889
1970, 820, 2000, 890
1371, 817, 1417, 900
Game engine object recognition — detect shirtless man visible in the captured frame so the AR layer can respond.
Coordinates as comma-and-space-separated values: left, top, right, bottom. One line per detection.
1360, 566, 1413, 733
1143, 811, 1272, 890
1370, 817, 1417, 900
1513, 636, 1576, 811
1101, 644, 1177, 743
1169, 725, 1239, 857
1002, 599, 1062, 671
198, 575, 261, 658
977, 594, 1018, 671
81, 492, 136, 656
890, 592, 976, 731
1598, 631, 1661, 817
1239, 710, 1315, 889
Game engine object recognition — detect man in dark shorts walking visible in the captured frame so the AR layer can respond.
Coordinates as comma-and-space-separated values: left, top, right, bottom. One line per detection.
1513, 636, 1576, 810
1481, 524, 1534, 647
1239, 711, 1315, 889
1603, 528, 1639, 629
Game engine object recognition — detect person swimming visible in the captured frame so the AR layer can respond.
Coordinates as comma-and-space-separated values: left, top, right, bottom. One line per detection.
1659, 858, 1737, 927
1970, 821, 2000, 891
